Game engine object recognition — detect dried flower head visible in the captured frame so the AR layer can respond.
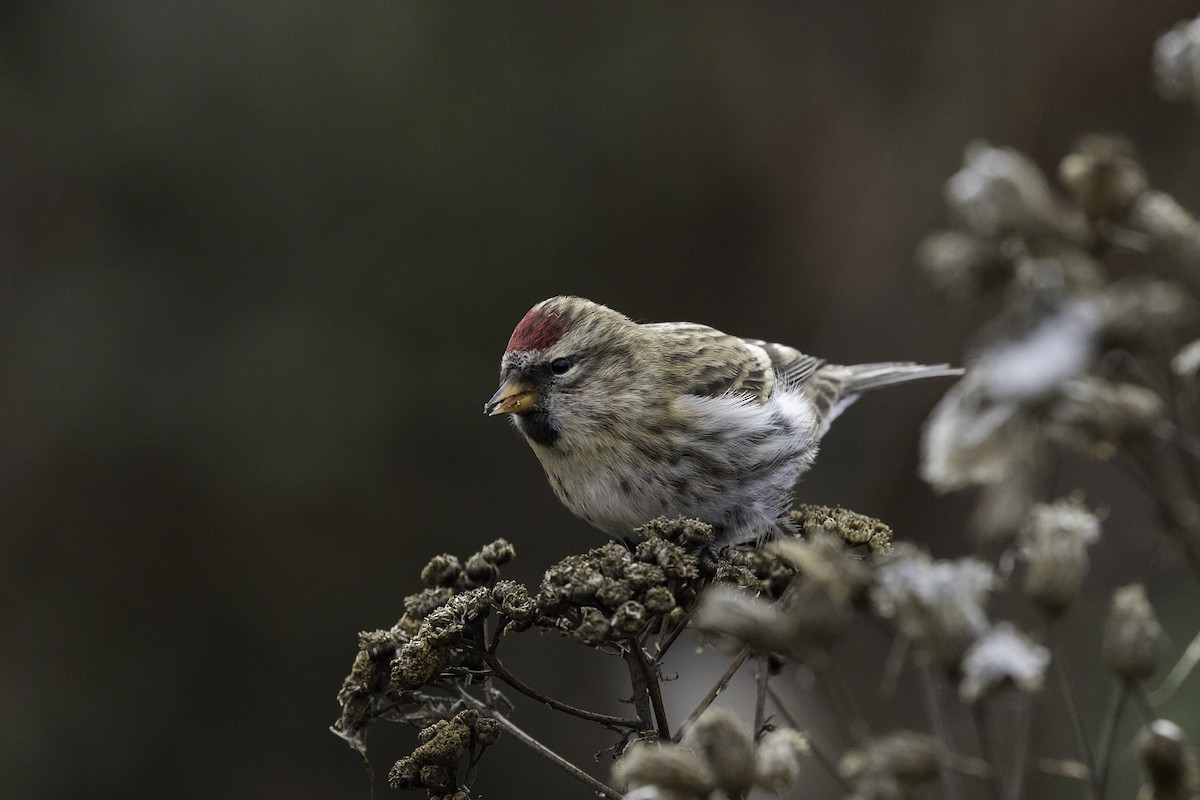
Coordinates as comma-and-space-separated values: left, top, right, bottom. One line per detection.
959, 622, 1051, 703
920, 377, 1038, 492
421, 554, 463, 588
1172, 338, 1200, 379
1021, 497, 1102, 615
872, 544, 996, 666
840, 731, 941, 791
1129, 191, 1200, 270
1100, 279, 1196, 350
612, 740, 714, 799
1137, 719, 1197, 800
1103, 584, 1164, 684
1155, 15, 1200, 104
388, 710, 499, 792
789, 504, 894, 553
687, 708, 756, 798
692, 584, 794, 655
1046, 377, 1163, 458
945, 141, 1087, 241
974, 300, 1104, 402
1058, 134, 1148, 222
753, 727, 810, 793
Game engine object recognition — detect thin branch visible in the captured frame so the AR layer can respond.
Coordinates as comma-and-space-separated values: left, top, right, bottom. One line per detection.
1006, 691, 1034, 800
623, 646, 655, 733
1049, 622, 1097, 789
674, 645, 751, 742
1136, 443, 1200, 584
458, 691, 623, 800
1149, 622, 1200, 706
918, 664, 964, 800
627, 639, 671, 739
767, 684, 855, 795
970, 702, 1004, 800
753, 653, 770, 735
1132, 684, 1156, 724
654, 610, 693, 663
1094, 683, 1129, 800
479, 650, 640, 730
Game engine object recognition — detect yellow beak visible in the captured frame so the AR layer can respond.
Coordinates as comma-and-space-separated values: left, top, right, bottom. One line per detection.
485, 376, 539, 416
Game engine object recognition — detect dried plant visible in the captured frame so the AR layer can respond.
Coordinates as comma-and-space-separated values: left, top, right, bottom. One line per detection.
333, 14, 1200, 799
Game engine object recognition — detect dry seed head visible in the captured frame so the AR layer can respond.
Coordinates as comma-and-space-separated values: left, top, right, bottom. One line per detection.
753, 727, 810, 792
959, 622, 1051, 703
1103, 584, 1163, 684
1058, 134, 1148, 221
1137, 719, 1196, 800
612, 741, 714, 798
1022, 498, 1102, 616
872, 544, 996, 666
693, 584, 795, 654
687, 708, 756, 797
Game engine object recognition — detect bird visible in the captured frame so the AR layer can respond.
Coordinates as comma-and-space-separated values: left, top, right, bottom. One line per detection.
485, 296, 961, 546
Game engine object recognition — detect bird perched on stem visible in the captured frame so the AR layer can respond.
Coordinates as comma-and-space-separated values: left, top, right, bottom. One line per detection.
486, 296, 960, 545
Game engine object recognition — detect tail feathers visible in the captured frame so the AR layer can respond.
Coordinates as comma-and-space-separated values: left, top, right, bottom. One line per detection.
840, 362, 965, 393
804, 362, 963, 436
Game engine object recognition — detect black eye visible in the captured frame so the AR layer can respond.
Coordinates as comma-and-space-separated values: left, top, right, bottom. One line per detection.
549, 357, 573, 375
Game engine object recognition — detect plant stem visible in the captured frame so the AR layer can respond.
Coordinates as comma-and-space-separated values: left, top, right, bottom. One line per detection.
1094, 683, 1128, 800
1049, 622, 1097, 791
627, 638, 671, 739
623, 645, 655, 733
1137, 444, 1200, 584
1132, 684, 1156, 724
458, 691, 623, 800
754, 653, 770, 735
970, 702, 1004, 800
674, 644, 751, 742
1006, 690, 1034, 800
1150, 623, 1200, 706
918, 664, 963, 800
480, 650, 640, 730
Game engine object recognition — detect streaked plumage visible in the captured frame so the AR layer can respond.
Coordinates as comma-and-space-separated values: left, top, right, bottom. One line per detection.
486, 296, 960, 544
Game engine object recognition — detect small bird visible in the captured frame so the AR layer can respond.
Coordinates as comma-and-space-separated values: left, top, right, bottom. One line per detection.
486, 296, 960, 545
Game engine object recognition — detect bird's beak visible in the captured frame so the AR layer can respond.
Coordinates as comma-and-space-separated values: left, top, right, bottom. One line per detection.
485, 375, 539, 416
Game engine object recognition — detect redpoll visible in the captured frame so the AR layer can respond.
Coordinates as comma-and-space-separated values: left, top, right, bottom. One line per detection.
486, 296, 960, 545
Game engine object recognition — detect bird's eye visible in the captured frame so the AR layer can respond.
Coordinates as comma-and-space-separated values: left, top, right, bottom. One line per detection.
549, 357, 573, 375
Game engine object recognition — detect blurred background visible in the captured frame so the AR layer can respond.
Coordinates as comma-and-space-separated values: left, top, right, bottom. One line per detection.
3, 2, 1199, 798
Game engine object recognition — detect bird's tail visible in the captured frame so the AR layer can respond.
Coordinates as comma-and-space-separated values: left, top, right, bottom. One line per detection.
805, 362, 963, 437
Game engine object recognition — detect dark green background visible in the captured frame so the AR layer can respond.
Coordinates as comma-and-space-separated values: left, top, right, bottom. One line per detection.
3, 3, 1197, 798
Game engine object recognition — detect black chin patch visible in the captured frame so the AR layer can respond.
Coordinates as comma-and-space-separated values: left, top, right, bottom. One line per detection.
518, 407, 560, 447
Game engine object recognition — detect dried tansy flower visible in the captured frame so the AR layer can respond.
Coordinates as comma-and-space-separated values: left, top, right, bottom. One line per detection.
1058, 134, 1148, 222
945, 141, 1087, 241
1129, 191, 1200, 270
1021, 497, 1102, 615
421, 554, 462, 588
1103, 584, 1163, 684
1155, 15, 1200, 104
1137, 719, 1197, 800
841, 731, 940, 792
613, 740, 714, 799
872, 544, 996, 666
959, 622, 1050, 703
687, 708, 756, 798
1046, 377, 1163, 458
693, 584, 794, 654
754, 728, 809, 793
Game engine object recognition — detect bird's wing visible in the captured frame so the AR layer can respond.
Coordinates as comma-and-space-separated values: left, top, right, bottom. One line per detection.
740, 339, 826, 388
646, 322, 776, 404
